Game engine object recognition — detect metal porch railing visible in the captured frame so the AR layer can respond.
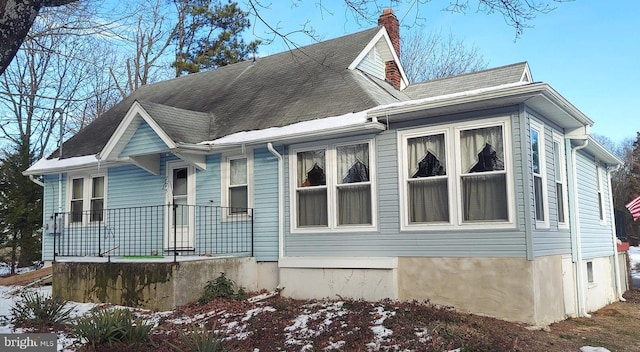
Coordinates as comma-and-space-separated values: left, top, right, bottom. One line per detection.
51, 204, 254, 263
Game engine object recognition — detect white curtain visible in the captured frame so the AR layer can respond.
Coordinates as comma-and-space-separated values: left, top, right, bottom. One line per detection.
230, 158, 247, 186
297, 150, 327, 226
336, 143, 371, 225
407, 134, 446, 177
460, 126, 507, 221
407, 134, 448, 223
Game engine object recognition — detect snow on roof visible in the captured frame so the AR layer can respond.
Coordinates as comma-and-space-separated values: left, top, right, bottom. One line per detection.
25, 155, 98, 174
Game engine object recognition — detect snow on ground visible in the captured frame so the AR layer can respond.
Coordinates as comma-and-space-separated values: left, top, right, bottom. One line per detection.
628, 246, 640, 280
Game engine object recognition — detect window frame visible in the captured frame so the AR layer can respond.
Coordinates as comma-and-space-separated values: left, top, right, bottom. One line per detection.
530, 119, 549, 229
398, 116, 516, 231
596, 165, 606, 224
221, 151, 253, 219
66, 172, 107, 225
552, 133, 569, 229
289, 138, 377, 233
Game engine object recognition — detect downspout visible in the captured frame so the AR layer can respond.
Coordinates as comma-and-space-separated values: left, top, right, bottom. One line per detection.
267, 143, 284, 287
29, 175, 44, 187
606, 164, 626, 301
569, 138, 590, 317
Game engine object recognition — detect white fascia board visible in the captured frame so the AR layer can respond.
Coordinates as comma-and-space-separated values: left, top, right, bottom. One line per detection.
367, 82, 593, 128
585, 136, 623, 166
279, 257, 398, 269
23, 155, 118, 175
99, 101, 177, 161
348, 28, 409, 90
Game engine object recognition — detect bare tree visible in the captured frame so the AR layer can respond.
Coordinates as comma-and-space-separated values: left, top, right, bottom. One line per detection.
401, 28, 487, 83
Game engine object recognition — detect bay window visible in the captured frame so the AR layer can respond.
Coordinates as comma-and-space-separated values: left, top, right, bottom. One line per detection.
292, 140, 375, 231
399, 117, 514, 229
553, 134, 568, 227
530, 120, 548, 227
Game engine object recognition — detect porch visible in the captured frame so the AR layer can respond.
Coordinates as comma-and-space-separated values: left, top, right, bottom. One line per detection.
48, 204, 254, 263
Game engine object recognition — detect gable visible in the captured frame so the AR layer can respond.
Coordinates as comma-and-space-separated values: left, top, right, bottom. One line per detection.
356, 46, 385, 80
119, 120, 169, 158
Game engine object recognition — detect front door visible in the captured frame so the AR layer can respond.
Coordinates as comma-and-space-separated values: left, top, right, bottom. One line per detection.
166, 162, 195, 250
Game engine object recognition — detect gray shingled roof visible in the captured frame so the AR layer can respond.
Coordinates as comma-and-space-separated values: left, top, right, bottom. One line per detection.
403, 62, 530, 100
57, 27, 404, 159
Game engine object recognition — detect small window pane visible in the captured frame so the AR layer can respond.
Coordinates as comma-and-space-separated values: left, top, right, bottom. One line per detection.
409, 178, 449, 223
71, 200, 83, 222
534, 175, 544, 221
90, 199, 104, 222
229, 186, 248, 213
462, 174, 508, 221
297, 188, 327, 226
460, 126, 504, 173
408, 134, 446, 178
337, 143, 369, 184
553, 142, 562, 180
173, 198, 188, 226
531, 129, 540, 174
92, 177, 104, 198
230, 158, 247, 185
556, 183, 565, 223
337, 184, 371, 225
297, 150, 326, 187
173, 168, 187, 196
72, 178, 83, 199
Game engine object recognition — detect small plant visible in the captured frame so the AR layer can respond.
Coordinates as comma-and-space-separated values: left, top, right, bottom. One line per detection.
199, 272, 246, 304
67, 308, 153, 349
171, 324, 227, 352
11, 291, 74, 329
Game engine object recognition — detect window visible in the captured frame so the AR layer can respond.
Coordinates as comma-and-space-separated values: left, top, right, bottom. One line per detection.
530, 120, 548, 227
292, 140, 374, 231
399, 117, 514, 229
597, 166, 605, 222
68, 174, 106, 224
587, 261, 594, 283
553, 135, 568, 227
222, 153, 252, 216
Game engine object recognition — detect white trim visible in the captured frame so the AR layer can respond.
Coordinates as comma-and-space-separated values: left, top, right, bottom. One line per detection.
289, 138, 378, 233
99, 101, 176, 161
553, 132, 569, 229
221, 150, 254, 219
164, 160, 196, 249
66, 172, 107, 225
596, 165, 606, 224
397, 116, 516, 231
530, 119, 550, 229
279, 257, 398, 269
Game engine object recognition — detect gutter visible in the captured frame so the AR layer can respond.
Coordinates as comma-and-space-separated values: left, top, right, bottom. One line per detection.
568, 138, 590, 318
28, 175, 44, 187
606, 164, 626, 301
267, 143, 284, 290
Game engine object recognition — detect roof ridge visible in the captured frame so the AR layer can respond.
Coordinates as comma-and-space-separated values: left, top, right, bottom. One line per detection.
410, 61, 529, 86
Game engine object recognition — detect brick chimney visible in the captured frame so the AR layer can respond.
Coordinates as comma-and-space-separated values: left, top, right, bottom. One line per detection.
378, 9, 401, 89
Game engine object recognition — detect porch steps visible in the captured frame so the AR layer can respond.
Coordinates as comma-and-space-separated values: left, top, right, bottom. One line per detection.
0, 266, 53, 286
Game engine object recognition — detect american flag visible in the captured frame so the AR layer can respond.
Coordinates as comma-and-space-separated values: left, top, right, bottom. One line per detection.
626, 195, 640, 222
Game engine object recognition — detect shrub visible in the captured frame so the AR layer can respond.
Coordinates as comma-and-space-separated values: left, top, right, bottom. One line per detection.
11, 291, 74, 329
171, 324, 227, 352
199, 272, 246, 304
67, 308, 153, 350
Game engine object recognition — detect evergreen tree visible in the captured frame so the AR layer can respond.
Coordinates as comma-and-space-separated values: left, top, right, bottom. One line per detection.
0, 143, 43, 272
173, 0, 260, 76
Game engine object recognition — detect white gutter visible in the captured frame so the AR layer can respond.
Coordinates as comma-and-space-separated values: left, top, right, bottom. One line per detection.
569, 138, 590, 318
267, 143, 284, 291
606, 164, 626, 301
28, 175, 44, 187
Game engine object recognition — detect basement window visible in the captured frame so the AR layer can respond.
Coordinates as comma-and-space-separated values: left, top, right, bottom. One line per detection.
587, 261, 594, 283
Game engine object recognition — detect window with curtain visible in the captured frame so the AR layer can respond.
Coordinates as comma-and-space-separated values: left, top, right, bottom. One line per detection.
90, 176, 104, 222
296, 149, 328, 227
531, 127, 544, 222
337, 143, 371, 225
71, 178, 84, 223
406, 133, 448, 223
229, 158, 248, 214
292, 140, 375, 231
553, 139, 566, 224
460, 125, 508, 222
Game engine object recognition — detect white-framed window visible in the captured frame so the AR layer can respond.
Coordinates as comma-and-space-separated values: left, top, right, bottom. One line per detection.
290, 139, 375, 232
221, 152, 253, 217
68, 174, 106, 224
552, 134, 568, 228
530, 120, 548, 228
597, 166, 605, 222
398, 117, 515, 230
587, 261, 594, 283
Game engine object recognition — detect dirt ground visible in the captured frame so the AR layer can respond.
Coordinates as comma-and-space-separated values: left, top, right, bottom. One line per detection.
133, 289, 640, 352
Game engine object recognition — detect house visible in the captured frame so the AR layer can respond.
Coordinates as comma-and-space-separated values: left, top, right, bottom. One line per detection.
24, 9, 626, 325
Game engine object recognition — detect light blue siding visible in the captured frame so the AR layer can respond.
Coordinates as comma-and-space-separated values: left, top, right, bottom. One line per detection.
284, 107, 529, 258
120, 121, 168, 157
526, 109, 572, 257
42, 174, 65, 261
252, 147, 280, 261
576, 151, 614, 259
356, 47, 385, 80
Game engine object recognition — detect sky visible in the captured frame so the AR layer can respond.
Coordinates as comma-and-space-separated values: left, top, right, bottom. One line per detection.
245, 1, 639, 145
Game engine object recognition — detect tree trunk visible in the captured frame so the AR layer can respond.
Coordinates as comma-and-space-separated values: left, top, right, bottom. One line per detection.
0, 0, 78, 75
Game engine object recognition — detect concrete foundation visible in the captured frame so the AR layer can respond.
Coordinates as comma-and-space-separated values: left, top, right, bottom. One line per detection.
53, 257, 256, 310
584, 256, 616, 313
532, 255, 566, 324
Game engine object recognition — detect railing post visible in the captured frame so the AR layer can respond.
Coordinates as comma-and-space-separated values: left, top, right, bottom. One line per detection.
173, 203, 177, 263
98, 216, 102, 258
53, 213, 57, 263
251, 208, 254, 257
